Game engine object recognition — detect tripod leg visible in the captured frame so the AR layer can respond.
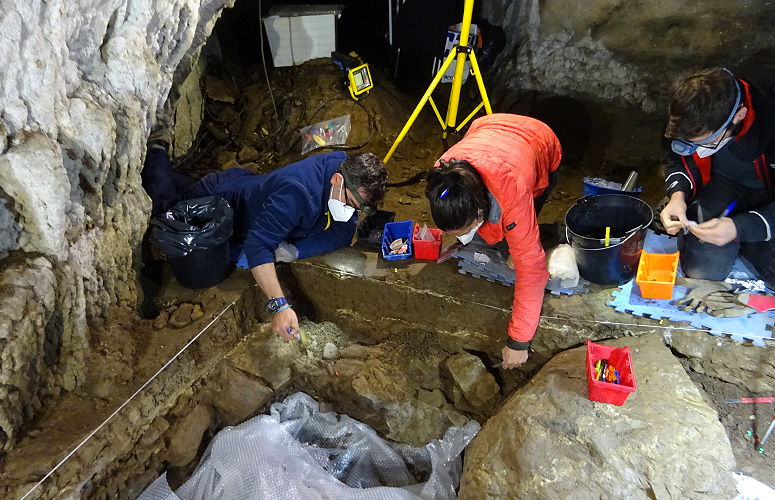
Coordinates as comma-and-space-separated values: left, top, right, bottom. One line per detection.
383, 48, 461, 163
443, 0, 477, 138
468, 51, 493, 114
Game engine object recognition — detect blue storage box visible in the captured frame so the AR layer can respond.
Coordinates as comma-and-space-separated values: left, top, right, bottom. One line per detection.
583, 177, 642, 198
381, 220, 414, 261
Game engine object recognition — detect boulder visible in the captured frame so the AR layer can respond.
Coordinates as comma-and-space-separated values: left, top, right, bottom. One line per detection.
444, 352, 499, 409
458, 334, 736, 500
213, 364, 273, 426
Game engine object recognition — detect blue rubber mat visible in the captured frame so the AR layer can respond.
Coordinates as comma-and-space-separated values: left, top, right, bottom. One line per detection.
455, 245, 590, 295
607, 280, 774, 346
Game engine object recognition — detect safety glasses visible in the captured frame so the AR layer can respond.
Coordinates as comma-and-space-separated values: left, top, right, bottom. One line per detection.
339, 169, 376, 216
670, 68, 741, 156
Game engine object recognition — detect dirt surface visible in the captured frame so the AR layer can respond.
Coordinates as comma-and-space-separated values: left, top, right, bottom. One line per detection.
688, 369, 775, 486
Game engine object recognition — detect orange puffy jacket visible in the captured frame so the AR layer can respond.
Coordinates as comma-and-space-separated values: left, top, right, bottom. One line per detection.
437, 114, 562, 344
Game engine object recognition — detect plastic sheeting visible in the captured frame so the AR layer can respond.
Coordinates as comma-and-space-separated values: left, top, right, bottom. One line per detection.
138, 393, 480, 500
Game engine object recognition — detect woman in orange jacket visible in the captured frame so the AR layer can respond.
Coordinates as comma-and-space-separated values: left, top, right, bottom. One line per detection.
426, 113, 562, 368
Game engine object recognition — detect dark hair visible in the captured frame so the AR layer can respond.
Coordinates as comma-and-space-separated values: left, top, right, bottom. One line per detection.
425, 158, 490, 231
341, 153, 388, 206
665, 67, 739, 140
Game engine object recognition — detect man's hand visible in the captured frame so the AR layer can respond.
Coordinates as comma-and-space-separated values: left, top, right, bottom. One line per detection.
660, 192, 689, 235
688, 218, 737, 246
271, 307, 299, 340
506, 255, 514, 269
501, 346, 528, 369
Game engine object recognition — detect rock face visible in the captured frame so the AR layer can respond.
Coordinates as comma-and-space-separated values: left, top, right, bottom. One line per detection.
458, 334, 737, 500
481, 0, 775, 164
484, 0, 775, 111
0, 0, 232, 454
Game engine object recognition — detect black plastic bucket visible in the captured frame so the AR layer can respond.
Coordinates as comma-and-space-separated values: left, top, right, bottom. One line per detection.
565, 195, 653, 285
151, 196, 234, 289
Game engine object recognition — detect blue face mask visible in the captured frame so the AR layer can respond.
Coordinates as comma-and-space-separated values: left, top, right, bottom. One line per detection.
670, 68, 741, 156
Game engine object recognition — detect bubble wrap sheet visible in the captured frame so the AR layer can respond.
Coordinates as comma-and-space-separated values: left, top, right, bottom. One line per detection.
138, 393, 480, 500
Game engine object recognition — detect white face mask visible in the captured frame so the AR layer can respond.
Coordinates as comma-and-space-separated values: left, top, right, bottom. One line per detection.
328, 182, 355, 222
696, 137, 733, 158
456, 221, 483, 245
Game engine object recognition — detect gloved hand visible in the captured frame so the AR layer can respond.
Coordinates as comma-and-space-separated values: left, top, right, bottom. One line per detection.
274, 240, 299, 263
672, 278, 732, 314
701, 291, 757, 317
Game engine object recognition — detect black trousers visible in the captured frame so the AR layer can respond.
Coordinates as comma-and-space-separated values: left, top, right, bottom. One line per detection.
679, 175, 775, 286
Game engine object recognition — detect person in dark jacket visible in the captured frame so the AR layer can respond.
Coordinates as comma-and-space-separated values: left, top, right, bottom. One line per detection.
660, 67, 775, 285
142, 136, 388, 340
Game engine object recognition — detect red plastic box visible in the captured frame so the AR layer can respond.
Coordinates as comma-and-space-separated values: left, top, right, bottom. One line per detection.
585, 339, 637, 406
412, 223, 443, 260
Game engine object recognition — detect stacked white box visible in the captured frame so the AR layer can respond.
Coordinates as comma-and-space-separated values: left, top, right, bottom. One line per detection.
263, 5, 343, 67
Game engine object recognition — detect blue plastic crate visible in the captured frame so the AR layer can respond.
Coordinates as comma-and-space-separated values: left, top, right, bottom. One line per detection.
583, 177, 642, 198
381, 220, 414, 261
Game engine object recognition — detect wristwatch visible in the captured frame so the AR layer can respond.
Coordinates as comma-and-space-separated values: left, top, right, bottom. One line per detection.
266, 297, 289, 314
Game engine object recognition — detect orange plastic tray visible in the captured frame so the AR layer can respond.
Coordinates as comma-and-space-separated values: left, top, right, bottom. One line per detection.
636, 251, 679, 300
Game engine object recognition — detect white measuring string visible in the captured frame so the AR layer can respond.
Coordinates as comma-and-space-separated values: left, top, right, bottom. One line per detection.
20, 300, 237, 500
300, 261, 775, 344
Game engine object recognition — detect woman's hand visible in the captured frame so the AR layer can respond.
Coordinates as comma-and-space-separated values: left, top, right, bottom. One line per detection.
501, 346, 528, 369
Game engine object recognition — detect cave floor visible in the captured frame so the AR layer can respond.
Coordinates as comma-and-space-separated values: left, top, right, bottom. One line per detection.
3, 59, 773, 498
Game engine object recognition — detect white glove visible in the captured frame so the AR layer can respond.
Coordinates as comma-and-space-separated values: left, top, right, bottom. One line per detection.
274, 240, 298, 263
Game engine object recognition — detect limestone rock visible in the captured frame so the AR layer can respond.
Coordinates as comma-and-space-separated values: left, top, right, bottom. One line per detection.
666, 331, 775, 393
227, 327, 296, 390
166, 405, 212, 467
339, 344, 383, 360
322, 342, 339, 360
214, 364, 273, 426
169, 303, 195, 328
191, 303, 204, 322
444, 352, 499, 409
458, 334, 737, 500
203, 75, 239, 103
153, 310, 170, 330
352, 359, 412, 406
237, 146, 258, 162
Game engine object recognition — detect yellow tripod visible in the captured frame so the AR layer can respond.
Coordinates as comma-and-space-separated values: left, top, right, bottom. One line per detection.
383, 0, 493, 163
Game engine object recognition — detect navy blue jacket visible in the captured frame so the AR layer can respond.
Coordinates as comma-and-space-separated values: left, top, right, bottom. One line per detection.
193, 152, 355, 267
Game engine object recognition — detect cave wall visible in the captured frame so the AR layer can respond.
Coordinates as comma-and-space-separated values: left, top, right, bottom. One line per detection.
0, 0, 232, 454
481, 0, 775, 162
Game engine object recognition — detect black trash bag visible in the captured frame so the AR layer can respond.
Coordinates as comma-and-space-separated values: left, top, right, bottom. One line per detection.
150, 196, 234, 289
151, 196, 233, 258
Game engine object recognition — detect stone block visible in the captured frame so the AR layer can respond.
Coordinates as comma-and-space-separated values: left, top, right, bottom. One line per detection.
214, 364, 273, 426
444, 352, 499, 409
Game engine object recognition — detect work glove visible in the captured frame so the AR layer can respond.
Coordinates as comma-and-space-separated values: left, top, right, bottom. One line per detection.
701, 291, 757, 317
274, 240, 299, 263
672, 278, 733, 314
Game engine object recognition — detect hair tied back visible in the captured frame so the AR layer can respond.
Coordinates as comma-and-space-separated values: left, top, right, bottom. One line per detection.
439, 174, 456, 199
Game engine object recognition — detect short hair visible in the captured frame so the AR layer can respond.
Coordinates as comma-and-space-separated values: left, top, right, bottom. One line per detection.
665, 67, 739, 140
425, 158, 489, 231
341, 153, 388, 206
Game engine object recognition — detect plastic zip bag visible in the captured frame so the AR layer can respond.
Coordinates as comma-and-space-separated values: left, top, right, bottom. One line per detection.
300, 115, 352, 154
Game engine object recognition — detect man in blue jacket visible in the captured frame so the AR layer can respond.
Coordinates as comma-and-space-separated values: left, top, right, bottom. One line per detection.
660, 67, 775, 286
142, 135, 388, 340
